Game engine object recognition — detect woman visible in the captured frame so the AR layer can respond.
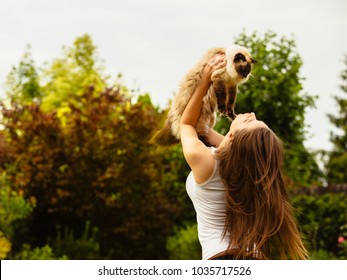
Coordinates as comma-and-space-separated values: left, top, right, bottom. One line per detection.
180, 54, 308, 260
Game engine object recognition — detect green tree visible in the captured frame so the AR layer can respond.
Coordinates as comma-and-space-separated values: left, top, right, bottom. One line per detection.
5, 47, 42, 104
216, 30, 322, 186
40, 34, 108, 112
326, 55, 347, 183
5, 34, 108, 113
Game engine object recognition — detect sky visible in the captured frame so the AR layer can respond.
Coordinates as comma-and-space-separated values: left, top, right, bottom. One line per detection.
1, 0, 346, 151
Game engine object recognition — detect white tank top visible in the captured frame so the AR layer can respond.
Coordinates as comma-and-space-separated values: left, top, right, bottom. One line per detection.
186, 148, 230, 260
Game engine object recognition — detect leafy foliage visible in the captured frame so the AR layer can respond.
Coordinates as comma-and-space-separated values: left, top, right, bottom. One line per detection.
0, 231, 11, 259
0, 172, 34, 259
292, 193, 347, 258
13, 244, 67, 260
166, 223, 201, 260
338, 224, 347, 259
40, 34, 108, 112
0, 87, 187, 259
50, 221, 101, 260
5, 47, 42, 104
326, 55, 347, 183
1, 34, 194, 259
0, 173, 34, 238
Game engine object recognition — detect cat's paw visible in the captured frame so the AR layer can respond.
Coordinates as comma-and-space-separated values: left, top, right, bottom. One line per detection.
227, 110, 237, 120
217, 104, 227, 115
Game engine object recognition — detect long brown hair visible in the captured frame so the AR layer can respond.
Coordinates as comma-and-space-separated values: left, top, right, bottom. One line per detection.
215, 126, 308, 259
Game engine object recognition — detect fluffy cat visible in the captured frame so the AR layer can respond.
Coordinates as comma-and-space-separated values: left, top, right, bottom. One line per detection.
151, 45, 255, 146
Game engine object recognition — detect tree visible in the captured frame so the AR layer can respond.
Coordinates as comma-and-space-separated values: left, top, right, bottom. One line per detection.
0, 87, 187, 259
325, 55, 347, 183
5, 47, 42, 104
1, 34, 194, 259
5, 34, 108, 112
40, 34, 108, 112
215, 30, 322, 186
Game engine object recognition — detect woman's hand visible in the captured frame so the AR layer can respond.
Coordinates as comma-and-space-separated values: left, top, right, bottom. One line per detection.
200, 54, 226, 88
181, 54, 227, 128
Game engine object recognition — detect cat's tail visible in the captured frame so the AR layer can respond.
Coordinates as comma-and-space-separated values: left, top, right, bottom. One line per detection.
149, 119, 180, 147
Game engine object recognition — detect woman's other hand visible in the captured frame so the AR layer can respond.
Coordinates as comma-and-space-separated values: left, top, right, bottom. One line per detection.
200, 54, 226, 87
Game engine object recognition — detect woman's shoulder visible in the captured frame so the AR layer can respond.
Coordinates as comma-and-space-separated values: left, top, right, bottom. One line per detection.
191, 147, 216, 184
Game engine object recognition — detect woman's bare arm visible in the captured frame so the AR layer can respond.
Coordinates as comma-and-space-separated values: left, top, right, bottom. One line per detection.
180, 54, 226, 182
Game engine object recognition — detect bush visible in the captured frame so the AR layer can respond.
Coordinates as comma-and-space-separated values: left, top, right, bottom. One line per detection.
337, 224, 347, 259
50, 221, 102, 260
166, 224, 201, 260
309, 249, 340, 260
1, 88, 188, 259
13, 244, 67, 260
0, 172, 34, 259
292, 193, 347, 258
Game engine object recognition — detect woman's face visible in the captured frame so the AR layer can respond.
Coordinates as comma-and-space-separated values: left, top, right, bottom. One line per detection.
219, 113, 268, 148
229, 113, 268, 135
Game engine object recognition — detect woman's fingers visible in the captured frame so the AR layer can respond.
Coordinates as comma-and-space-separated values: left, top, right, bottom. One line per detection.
208, 54, 226, 67
202, 54, 227, 83
212, 54, 226, 66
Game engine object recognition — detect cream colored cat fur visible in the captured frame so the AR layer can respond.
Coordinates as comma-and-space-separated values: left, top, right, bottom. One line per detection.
151, 45, 255, 146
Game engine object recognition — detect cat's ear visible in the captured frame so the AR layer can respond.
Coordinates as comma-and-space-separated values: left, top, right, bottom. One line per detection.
233, 53, 246, 63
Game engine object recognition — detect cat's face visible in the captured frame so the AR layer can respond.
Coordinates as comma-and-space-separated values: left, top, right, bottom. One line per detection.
225, 46, 256, 84
233, 52, 256, 79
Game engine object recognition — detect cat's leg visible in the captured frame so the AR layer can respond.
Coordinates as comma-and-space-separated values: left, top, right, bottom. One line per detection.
226, 86, 237, 120
212, 79, 228, 116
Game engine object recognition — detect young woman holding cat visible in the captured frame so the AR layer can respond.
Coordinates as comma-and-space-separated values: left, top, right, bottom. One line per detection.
180, 54, 308, 260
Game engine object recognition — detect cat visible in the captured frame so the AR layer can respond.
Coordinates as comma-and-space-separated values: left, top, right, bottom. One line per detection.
151, 45, 256, 146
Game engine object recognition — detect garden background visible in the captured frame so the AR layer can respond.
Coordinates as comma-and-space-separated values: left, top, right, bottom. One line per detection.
0, 1, 347, 260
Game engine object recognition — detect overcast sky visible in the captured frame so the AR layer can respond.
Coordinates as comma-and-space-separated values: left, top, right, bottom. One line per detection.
1, 0, 346, 151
